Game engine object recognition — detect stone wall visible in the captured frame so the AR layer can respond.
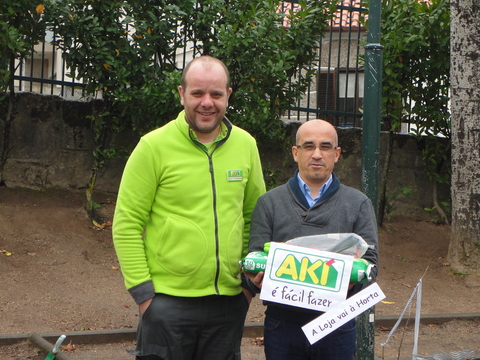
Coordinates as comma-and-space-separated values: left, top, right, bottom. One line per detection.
1, 93, 126, 193
261, 123, 449, 219
1, 93, 449, 219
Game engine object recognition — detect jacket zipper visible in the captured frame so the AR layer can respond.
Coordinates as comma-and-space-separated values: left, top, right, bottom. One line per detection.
191, 120, 231, 295
208, 154, 221, 295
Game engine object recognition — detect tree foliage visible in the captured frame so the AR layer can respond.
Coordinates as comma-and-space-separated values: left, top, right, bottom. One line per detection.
381, 0, 450, 134
46, 0, 184, 132
0, 1, 47, 94
377, 0, 450, 223
0, 1, 48, 184
46, 0, 335, 143
211, 0, 334, 145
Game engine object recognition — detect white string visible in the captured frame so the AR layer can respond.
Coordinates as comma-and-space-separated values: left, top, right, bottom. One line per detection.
380, 280, 420, 349
380, 271, 476, 360
412, 278, 423, 359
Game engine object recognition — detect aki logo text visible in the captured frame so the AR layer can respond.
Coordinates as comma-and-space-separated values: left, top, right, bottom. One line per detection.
271, 249, 346, 291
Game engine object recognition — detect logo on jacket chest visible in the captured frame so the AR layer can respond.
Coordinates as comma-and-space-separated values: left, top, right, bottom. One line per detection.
227, 170, 243, 181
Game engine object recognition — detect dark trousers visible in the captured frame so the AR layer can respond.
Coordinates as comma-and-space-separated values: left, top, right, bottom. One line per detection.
264, 316, 356, 360
134, 293, 249, 360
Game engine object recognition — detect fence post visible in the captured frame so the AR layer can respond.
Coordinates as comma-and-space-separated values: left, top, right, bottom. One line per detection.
359, 0, 383, 357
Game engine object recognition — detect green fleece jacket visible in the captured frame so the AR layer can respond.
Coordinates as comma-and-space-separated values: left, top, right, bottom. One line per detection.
113, 111, 265, 304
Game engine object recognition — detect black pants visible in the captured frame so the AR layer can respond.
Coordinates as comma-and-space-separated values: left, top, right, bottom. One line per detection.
133, 293, 249, 360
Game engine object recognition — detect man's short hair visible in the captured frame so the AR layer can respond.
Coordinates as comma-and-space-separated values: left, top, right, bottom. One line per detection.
181, 55, 231, 90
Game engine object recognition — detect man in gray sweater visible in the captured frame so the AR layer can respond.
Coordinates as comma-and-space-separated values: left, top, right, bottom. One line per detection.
245, 119, 378, 360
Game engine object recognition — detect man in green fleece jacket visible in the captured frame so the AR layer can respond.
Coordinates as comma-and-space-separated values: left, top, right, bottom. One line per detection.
245, 119, 378, 360
113, 56, 265, 360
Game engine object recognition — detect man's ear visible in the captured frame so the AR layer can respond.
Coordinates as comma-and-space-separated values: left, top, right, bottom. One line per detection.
178, 85, 185, 105
292, 145, 299, 163
334, 146, 341, 163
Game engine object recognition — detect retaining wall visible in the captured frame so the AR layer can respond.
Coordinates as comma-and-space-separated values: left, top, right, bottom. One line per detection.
0, 93, 449, 219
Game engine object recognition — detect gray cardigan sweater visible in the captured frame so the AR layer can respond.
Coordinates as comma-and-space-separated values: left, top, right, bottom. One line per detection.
248, 172, 379, 323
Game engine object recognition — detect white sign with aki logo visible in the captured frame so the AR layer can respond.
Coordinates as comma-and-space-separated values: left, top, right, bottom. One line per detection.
260, 242, 354, 312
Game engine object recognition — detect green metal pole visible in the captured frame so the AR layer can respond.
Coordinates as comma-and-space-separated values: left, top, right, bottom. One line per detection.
357, 0, 383, 357
362, 0, 382, 208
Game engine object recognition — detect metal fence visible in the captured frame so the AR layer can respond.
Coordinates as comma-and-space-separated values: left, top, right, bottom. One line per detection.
11, 0, 368, 127
12, 30, 87, 100
282, 0, 367, 127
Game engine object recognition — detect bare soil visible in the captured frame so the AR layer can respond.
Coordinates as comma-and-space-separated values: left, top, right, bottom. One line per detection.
1, 187, 479, 359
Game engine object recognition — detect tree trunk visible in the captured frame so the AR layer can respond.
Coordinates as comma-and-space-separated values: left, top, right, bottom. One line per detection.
0, 56, 16, 185
377, 130, 394, 226
448, 0, 480, 271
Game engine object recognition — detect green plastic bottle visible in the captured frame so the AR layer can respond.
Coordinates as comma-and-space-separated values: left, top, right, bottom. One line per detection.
240, 243, 271, 273
350, 258, 373, 284
241, 251, 268, 273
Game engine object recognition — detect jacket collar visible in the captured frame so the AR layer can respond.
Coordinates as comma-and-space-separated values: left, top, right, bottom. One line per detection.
176, 110, 233, 150
288, 170, 340, 208
177, 110, 233, 143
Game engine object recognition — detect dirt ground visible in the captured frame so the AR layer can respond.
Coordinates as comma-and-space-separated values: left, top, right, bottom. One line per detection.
1, 187, 480, 360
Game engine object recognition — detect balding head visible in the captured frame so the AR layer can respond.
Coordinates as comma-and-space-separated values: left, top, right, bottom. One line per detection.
295, 119, 338, 147
181, 55, 230, 90
292, 119, 341, 193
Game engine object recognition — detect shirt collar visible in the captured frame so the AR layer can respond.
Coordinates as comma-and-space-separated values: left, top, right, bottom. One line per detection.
189, 121, 228, 153
297, 173, 333, 207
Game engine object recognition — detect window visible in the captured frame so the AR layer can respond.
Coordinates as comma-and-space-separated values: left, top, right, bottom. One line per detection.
317, 68, 364, 127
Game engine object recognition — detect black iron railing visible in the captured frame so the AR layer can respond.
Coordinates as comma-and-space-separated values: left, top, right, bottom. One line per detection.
11, 0, 368, 126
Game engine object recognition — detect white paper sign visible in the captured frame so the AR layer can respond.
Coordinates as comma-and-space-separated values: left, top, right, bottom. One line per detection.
302, 282, 385, 344
259, 242, 354, 312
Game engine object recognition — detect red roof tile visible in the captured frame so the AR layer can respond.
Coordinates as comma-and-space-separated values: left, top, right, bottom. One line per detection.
280, 0, 367, 31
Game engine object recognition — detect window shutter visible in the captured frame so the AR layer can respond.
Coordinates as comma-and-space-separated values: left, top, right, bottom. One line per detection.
317, 71, 336, 123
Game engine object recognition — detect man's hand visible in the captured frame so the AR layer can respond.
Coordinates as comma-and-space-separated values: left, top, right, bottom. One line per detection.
139, 298, 153, 315
244, 270, 264, 289
242, 287, 253, 304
